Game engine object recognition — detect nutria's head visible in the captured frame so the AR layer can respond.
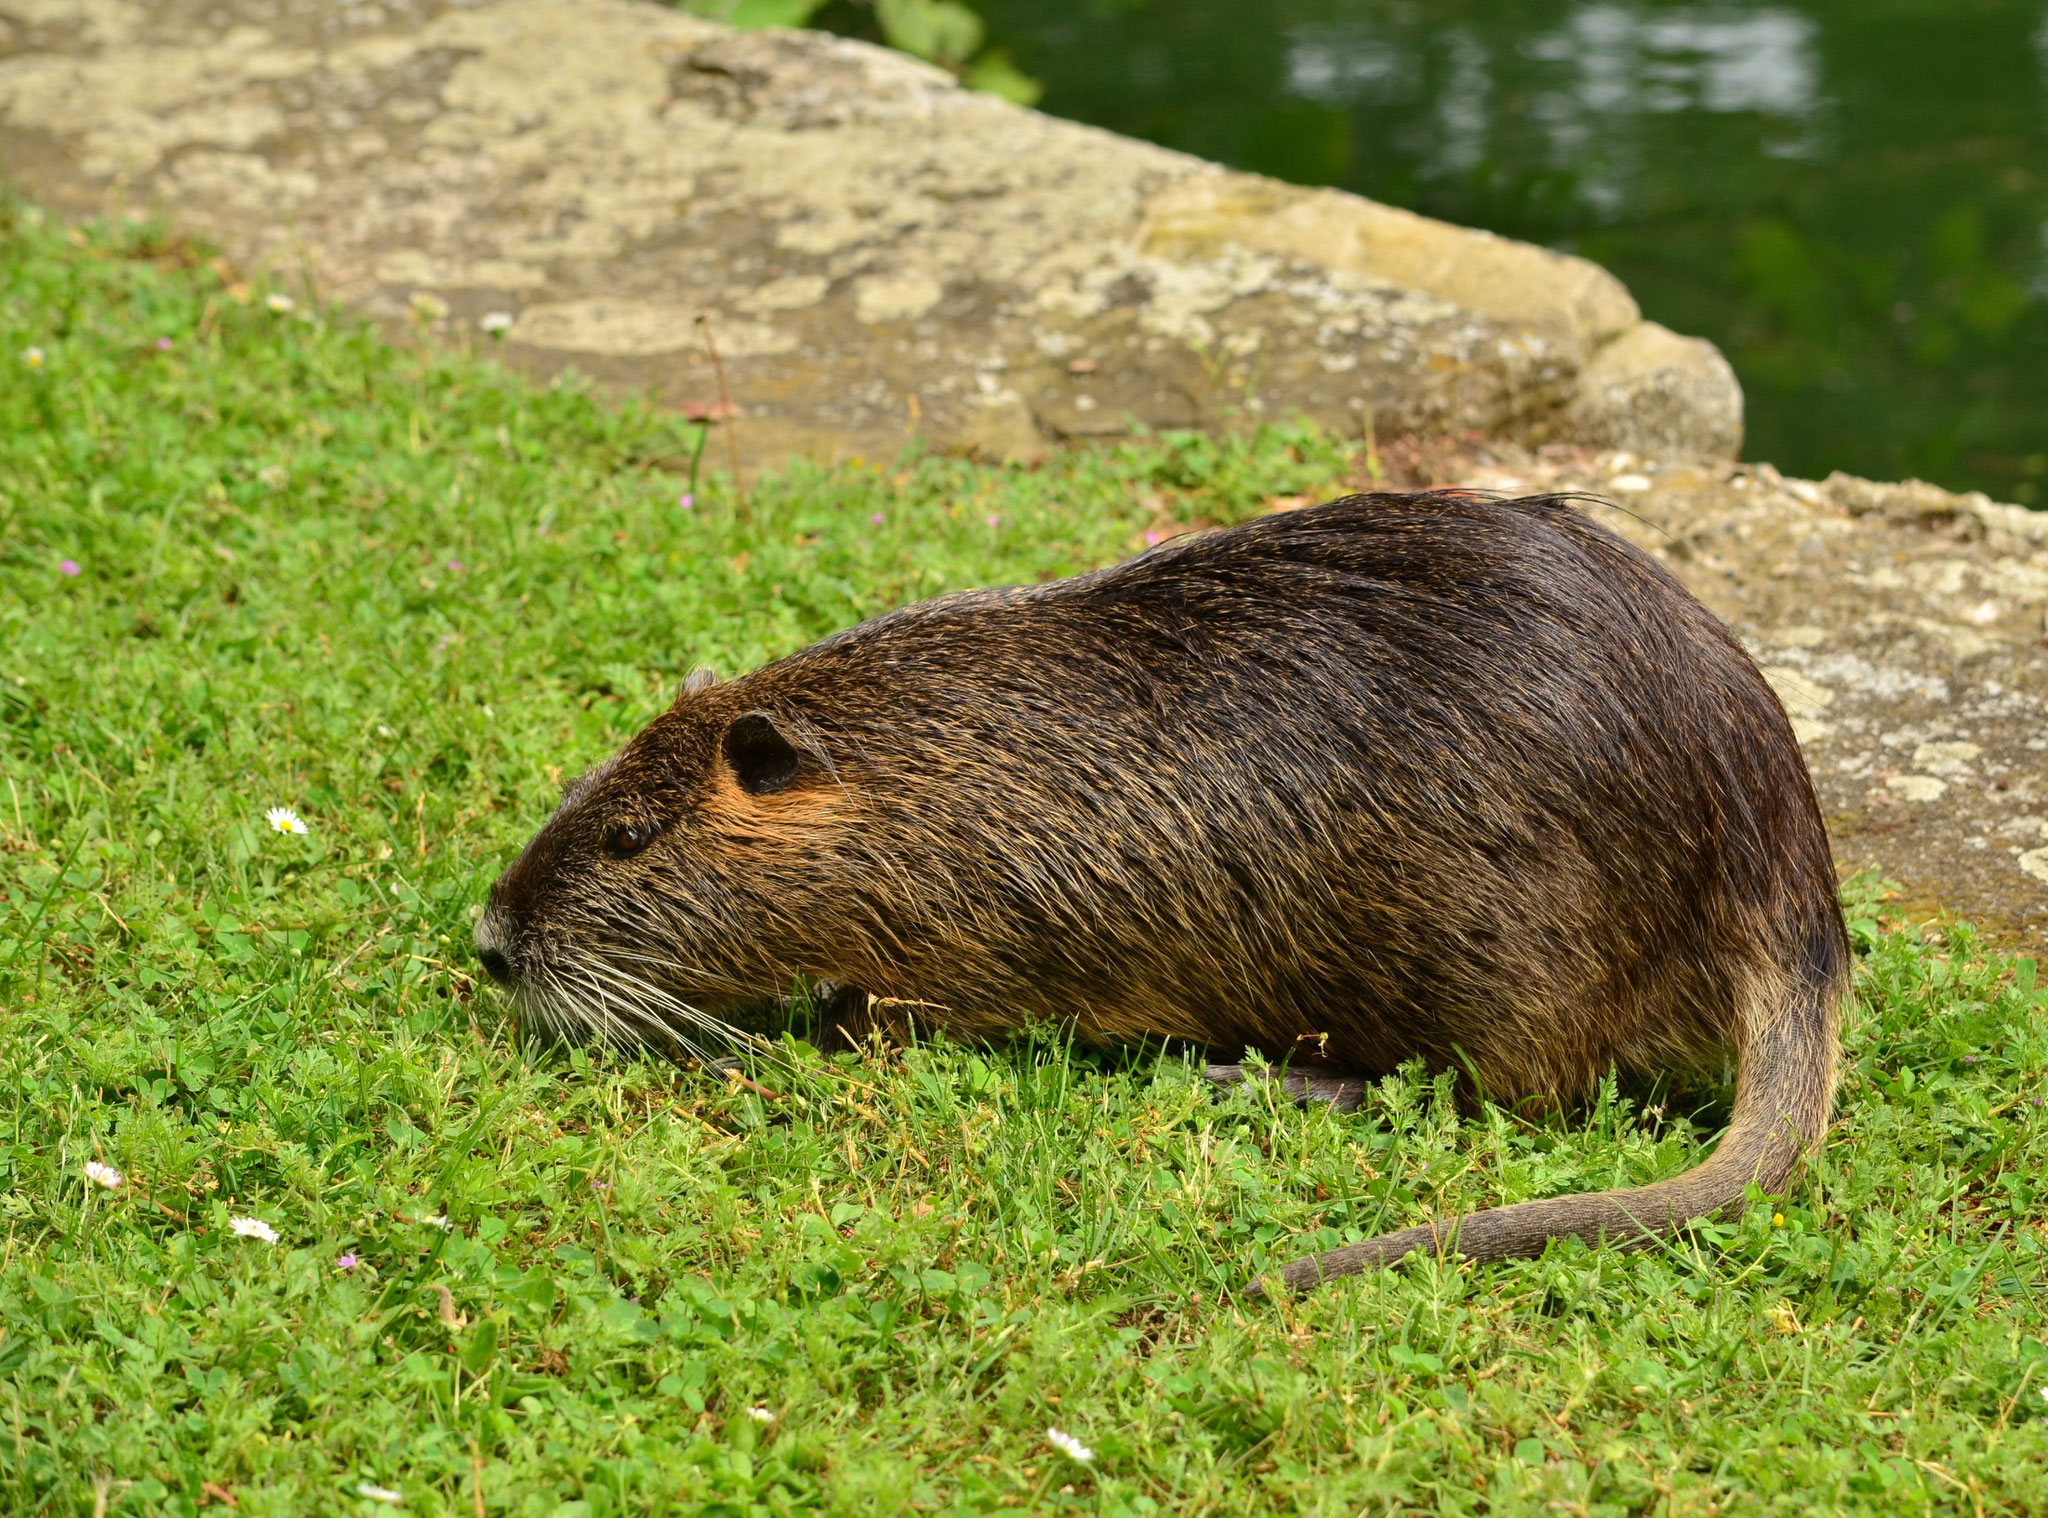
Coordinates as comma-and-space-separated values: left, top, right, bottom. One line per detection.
473, 666, 858, 1054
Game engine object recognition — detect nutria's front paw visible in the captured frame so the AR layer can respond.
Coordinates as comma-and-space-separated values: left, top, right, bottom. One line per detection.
812, 981, 880, 1053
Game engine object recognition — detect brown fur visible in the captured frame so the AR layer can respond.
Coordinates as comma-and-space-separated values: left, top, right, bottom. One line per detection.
476, 492, 1848, 1294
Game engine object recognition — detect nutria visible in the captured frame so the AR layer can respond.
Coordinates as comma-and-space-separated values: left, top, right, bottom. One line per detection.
476, 491, 1847, 1294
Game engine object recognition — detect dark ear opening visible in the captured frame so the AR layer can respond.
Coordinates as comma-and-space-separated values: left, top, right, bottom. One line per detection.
723, 711, 804, 795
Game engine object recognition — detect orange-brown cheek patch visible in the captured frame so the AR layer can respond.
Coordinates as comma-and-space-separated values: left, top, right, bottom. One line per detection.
698, 772, 859, 849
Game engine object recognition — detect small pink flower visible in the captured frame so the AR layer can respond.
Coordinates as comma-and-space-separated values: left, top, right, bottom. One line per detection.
336, 1251, 359, 1270
985, 515, 999, 529
446, 559, 463, 572
156, 336, 173, 351
678, 493, 694, 510
1144, 531, 1162, 548
59, 559, 80, 576
870, 513, 884, 526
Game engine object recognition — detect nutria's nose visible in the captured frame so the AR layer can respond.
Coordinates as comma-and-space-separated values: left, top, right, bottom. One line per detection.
474, 908, 517, 985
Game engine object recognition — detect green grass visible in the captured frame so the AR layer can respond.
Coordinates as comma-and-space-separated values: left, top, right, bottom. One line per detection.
3, 200, 2048, 1517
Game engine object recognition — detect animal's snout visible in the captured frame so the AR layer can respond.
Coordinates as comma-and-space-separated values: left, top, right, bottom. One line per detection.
474, 907, 518, 985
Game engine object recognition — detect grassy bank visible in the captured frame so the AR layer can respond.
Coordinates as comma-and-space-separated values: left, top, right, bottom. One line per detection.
3, 203, 2046, 1516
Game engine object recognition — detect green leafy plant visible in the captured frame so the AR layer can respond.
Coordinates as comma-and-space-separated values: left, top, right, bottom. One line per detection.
873, 0, 982, 68
674, 0, 1042, 106
678, 0, 822, 25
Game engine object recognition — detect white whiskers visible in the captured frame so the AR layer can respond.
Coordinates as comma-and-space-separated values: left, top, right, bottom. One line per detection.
510, 944, 793, 1076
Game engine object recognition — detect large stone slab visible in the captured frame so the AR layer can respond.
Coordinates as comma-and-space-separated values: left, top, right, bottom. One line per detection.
0, 0, 1739, 464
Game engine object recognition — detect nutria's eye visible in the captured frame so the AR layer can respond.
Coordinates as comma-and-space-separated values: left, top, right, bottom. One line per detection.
604, 822, 655, 859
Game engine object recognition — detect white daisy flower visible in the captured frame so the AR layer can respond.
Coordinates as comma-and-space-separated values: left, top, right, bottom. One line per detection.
419, 1214, 452, 1232
83, 1160, 123, 1189
22, 346, 45, 370
745, 1406, 774, 1423
265, 292, 296, 314
1046, 1427, 1093, 1464
479, 311, 514, 336
265, 806, 308, 835
355, 1483, 402, 1503
229, 1216, 279, 1242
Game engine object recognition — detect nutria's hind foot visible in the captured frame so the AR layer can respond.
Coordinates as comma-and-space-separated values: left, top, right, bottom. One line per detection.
1203, 1063, 1370, 1114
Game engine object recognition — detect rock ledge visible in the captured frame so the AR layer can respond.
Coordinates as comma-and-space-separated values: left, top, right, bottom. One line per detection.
0, 0, 1741, 463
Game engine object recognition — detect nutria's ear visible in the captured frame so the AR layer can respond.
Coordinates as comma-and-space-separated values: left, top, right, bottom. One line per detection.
681, 666, 718, 696
723, 711, 803, 795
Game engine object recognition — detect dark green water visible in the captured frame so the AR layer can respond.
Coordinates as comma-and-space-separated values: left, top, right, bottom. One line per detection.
845, 2, 2048, 498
